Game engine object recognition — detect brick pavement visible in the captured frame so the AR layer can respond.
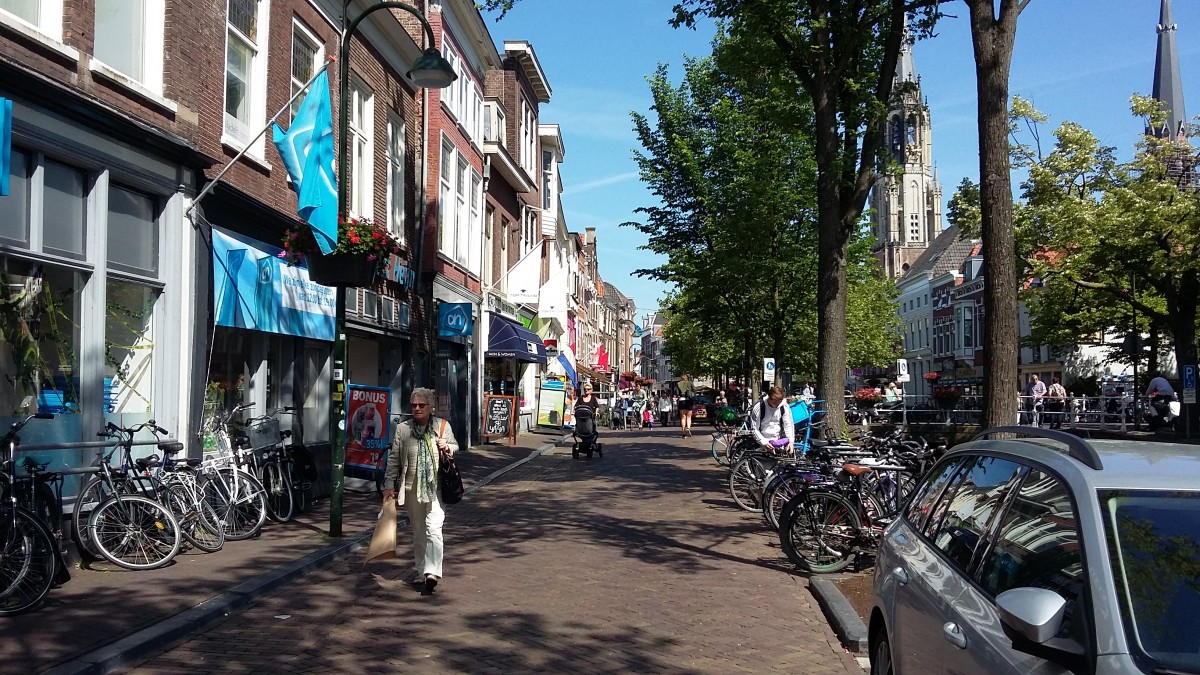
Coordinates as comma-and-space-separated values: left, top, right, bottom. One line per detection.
7, 431, 560, 675
121, 429, 862, 674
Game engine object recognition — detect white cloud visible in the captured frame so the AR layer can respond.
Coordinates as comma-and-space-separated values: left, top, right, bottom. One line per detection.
565, 171, 640, 197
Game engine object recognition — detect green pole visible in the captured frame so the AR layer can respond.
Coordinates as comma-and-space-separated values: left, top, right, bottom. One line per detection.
330, 0, 449, 537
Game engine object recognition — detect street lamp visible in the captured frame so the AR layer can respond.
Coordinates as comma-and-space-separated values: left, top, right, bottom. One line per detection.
329, 0, 456, 537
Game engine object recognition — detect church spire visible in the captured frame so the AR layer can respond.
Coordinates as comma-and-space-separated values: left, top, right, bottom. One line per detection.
1150, 0, 1188, 140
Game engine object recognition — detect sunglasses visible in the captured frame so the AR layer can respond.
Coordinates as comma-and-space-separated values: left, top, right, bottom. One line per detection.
411, 402, 429, 409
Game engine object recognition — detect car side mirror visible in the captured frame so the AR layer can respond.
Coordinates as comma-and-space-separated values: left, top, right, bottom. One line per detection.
996, 587, 1066, 644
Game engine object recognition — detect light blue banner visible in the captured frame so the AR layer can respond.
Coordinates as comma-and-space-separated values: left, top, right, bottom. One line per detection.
212, 227, 335, 341
0, 97, 11, 196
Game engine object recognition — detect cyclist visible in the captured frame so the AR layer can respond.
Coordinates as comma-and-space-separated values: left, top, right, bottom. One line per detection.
749, 385, 795, 452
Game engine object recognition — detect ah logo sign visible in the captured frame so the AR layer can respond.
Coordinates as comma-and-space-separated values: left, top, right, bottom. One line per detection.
438, 302, 474, 337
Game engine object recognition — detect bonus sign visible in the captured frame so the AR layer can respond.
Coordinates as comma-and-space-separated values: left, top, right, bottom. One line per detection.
346, 384, 390, 470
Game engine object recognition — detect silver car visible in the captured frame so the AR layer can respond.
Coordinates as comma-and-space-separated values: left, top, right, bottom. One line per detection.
869, 426, 1200, 675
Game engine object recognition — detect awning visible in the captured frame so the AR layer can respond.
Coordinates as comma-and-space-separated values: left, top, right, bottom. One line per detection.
486, 315, 547, 363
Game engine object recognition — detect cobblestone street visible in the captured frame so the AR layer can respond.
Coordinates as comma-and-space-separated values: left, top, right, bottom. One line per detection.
123, 430, 860, 674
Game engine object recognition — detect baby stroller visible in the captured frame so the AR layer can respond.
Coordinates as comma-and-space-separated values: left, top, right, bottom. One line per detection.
572, 403, 603, 459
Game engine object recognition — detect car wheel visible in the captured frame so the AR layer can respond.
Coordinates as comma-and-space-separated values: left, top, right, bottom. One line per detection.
870, 632, 893, 675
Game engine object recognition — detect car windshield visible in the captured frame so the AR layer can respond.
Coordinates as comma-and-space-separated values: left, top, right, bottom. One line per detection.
1100, 489, 1200, 673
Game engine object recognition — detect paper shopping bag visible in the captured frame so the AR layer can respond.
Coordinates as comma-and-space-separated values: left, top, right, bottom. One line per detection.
364, 499, 398, 563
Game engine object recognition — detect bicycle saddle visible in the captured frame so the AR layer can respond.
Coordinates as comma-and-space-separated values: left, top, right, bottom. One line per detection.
158, 441, 185, 455
135, 454, 162, 471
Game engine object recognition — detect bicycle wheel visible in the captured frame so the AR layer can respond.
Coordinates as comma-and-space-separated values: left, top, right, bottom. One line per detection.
72, 474, 123, 558
290, 465, 312, 515
729, 455, 768, 513
764, 473, 813, 532
711, 433, 732, 467
164, 484, 224, 553
779, 490, 860, 574
262, 461, 294, 523
88, 495, 182, 571
0, 508, 57, 615
202, 469, 267, 541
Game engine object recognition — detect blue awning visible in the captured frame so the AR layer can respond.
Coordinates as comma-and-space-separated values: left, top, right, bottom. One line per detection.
486, 315, 547, 364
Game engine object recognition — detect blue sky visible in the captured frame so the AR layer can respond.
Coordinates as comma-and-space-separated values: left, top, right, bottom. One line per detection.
484, 1, 1200, 319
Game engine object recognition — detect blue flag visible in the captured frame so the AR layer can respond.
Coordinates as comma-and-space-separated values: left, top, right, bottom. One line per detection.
1, 98, 12, 197
271, 70, 337, 255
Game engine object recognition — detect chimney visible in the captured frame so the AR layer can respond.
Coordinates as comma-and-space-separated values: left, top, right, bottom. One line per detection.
585, 227, 596, 246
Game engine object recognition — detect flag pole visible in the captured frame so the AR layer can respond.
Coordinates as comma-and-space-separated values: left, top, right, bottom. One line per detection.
185, 57, 335, 217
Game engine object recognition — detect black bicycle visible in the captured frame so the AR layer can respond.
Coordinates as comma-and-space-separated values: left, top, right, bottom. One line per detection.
0, 413, 67, 615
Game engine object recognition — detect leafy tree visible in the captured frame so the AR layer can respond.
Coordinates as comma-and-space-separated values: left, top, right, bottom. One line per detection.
1017, 96, 1200, 429
668, 0, 940, 429
947, 178, 982, 238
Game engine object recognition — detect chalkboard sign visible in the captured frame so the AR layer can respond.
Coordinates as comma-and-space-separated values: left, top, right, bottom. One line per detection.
483, 395, 516, 444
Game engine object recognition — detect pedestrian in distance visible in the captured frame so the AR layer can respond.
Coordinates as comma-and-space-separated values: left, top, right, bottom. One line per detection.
676, 373, 696, 438
1045, 375, 1067, 429
1023, 374, 1047, 426
658, 392, 671, 428
382, 387, 458, 594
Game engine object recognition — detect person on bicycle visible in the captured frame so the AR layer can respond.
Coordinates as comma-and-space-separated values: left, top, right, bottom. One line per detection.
750, 385, 795, 452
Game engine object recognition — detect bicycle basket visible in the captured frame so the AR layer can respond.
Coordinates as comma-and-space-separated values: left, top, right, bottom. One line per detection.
246, 418, 282, 451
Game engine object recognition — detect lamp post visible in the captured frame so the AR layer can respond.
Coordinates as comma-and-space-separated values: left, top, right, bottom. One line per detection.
329, 0, 456, 537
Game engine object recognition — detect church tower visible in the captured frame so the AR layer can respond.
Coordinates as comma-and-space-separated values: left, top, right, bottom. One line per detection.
1149, 0, 1187, 141
870, 34, 943, 279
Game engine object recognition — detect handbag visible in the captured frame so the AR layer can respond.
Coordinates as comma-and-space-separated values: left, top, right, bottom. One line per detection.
364, 499, 398, 564
436, 419, 464, 505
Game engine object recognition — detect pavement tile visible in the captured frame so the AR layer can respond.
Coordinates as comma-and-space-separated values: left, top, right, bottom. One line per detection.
116, 429, 861, 674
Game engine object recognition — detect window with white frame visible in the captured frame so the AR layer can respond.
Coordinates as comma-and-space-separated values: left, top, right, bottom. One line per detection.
224, 0, 269, 152
438, 139, 453, 254
519, 98, 535, 172
484, 101, 505, 145
347, 78, 374, 219
289, 20, 321, 119
455, 156, 468, 266
93, 0, 165, 91
441, 42, 460, 113
0, 0, 64, 40
436, 137, 482, 273
385, 114, 406, 243
542, 149, 552, 210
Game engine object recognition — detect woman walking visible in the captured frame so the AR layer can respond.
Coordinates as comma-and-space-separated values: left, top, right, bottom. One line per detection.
382, 388, 458, 593
676, 373, 695, 438
658, 392, 672, 427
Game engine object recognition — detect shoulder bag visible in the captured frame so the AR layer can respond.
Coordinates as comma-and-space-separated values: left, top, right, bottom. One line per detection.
437, 419, 464, 505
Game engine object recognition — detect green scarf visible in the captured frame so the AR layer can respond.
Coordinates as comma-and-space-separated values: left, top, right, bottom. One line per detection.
411, 420, 438, 504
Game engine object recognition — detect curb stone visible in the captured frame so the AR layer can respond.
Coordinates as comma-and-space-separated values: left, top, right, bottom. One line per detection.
45, 436, 565, 675
810, 577, 869, 653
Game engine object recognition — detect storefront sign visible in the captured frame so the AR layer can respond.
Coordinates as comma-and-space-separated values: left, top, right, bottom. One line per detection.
544, 339, 559, 357
438, 302, 473, 337
384, 254, 416, 287
537, 379, 566, 428
346, 384, 390, 470
211, 227, 335, 340
484, 394, 516, 444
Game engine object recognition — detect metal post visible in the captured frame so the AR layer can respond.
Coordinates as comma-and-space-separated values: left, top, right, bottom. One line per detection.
330, 0, 447, 537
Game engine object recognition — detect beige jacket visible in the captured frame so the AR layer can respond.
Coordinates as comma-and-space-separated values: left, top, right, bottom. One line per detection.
383, 417, 458, 505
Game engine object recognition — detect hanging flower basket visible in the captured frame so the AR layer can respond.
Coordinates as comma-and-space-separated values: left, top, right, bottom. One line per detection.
280, 217, 400, 288
932, 385, 962, 409
306, 253, 377, 287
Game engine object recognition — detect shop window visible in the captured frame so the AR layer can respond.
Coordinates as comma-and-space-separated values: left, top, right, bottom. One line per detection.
104, 279, 157, 423
0, 148, 30, 247
0, 260, 83, 418
106, 185, 158, 277
42, 159, 87, 260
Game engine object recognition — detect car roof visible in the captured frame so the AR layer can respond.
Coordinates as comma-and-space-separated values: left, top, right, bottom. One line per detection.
949, 433, 1200, 492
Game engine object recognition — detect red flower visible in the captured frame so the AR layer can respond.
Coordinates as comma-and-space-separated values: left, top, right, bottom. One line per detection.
349, 232, 361, 244
372, 230, 382, 240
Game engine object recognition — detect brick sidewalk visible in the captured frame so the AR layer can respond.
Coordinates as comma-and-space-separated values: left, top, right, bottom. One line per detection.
8, 432, 560, 675
121, 429, 861, 674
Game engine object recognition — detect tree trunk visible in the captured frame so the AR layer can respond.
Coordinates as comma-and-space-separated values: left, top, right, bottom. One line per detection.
1168, 272, 1199, 434
813, 86, 850, 434
968, 0, 1022, 428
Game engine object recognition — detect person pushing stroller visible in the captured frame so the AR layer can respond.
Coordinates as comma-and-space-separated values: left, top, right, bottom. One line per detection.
572, 383, 603, 459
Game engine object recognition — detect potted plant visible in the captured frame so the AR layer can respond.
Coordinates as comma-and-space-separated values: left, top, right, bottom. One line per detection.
279, 217, 401, 287
932, 385, 963, 409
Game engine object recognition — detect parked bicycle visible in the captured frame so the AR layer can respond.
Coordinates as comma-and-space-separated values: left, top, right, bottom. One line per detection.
0, 412, 65, 615
243, 407, 310, 522
200, 403, 268, 540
